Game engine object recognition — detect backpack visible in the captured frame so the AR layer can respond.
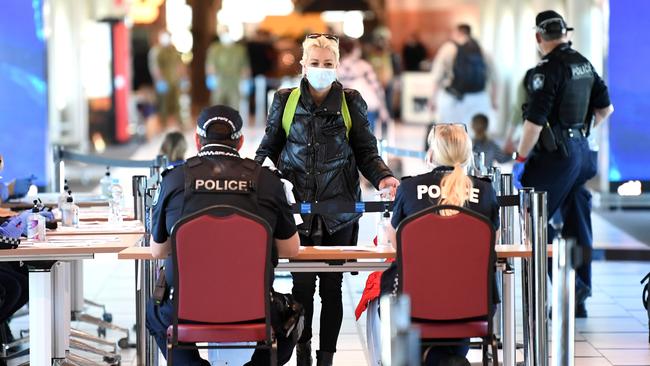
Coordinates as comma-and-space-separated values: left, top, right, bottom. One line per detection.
282, 88, 352, 138
447, 40, 487, 97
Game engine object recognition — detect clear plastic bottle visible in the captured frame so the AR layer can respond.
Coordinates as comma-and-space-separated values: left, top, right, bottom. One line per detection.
61, 191, 79, 227
376, 210, 393, 249
108, 179, 123, 224
27, 200, 46, 241
57, 180, 69, 211
100, 167, 112, 198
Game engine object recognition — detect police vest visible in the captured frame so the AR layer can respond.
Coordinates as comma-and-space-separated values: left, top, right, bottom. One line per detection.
180, 155, 261, 218
554, 46, 595, 129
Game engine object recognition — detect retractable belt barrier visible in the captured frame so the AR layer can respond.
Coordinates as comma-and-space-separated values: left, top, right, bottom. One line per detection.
289, 194, 519, 215
380, 146, 427, 159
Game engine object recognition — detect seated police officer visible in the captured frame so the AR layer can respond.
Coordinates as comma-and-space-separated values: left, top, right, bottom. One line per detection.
146, 105, 300, 366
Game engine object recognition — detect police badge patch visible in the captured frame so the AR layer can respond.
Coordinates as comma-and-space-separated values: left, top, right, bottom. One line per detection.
532, 73, 545, 91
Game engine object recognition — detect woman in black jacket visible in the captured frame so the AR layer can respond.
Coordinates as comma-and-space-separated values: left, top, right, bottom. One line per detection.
255, 33, 399, 366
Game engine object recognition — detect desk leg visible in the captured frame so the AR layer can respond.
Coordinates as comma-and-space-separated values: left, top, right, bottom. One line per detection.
135, 259, 159, 365
503, 264, 516, 366
29, 267, 54, 365
71, 260, 85, 313
53, 262, 71, 359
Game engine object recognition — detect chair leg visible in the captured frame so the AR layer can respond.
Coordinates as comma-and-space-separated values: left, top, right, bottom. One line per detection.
270, 339, 278, 366
482, 340, 489, 366
491, 336, 499, 366
167, 343, 173, 365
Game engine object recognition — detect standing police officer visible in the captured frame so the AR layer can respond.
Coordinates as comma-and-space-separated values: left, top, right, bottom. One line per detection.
514, 10, 614, 317
146, 105, 300, 365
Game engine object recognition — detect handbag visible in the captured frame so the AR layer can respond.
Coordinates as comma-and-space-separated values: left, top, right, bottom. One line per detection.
270, 290, 304, 342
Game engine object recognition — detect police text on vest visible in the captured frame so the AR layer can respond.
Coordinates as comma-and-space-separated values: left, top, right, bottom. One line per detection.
416, 184, 480, 203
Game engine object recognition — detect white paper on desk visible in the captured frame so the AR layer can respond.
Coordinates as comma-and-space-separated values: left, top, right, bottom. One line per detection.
309, 246, 379, 252
22, 236, 120, 247
262, 157, 303, 226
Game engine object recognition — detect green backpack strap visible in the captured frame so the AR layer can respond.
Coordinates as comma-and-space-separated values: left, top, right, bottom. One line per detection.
282, 88, 301, 137
282, 88, 352, 138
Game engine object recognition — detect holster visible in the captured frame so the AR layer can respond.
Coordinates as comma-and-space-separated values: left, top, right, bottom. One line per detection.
153, 266, 167, 305
539, 123, 569, 158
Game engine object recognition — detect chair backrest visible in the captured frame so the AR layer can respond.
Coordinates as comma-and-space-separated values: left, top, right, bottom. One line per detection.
171, 205, 271, 324
396, 205, 495, 321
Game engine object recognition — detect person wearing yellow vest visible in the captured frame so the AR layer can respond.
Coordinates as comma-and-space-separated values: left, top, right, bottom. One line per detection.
255, 33, 399, 366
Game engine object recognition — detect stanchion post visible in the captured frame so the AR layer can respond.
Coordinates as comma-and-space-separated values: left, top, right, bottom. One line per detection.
254, 75, 267, 126
519, 187, 534, 366
132, 176, 147, 223
52, 145, 64, 193
503, 267, 516, 366
380, 294, 420, 366
530, 191, 549, 366
552, 237, 575, 366
379, 139, 389, 164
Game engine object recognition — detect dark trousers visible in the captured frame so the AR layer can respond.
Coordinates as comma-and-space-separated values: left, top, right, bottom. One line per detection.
292, 223, 357, 352
146, 297, 295, 365
521, 138, 595, 298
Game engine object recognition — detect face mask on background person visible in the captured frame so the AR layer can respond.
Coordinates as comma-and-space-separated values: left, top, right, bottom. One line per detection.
305, 67, 337, 91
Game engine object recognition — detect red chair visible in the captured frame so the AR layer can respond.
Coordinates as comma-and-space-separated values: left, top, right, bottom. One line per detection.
167, 205, 276, 365
396, 205, 498, 366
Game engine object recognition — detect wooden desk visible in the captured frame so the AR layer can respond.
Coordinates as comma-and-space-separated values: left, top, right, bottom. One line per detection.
0, 233, 143, 365
48, 221, 145, 236
118, 244, 552, 261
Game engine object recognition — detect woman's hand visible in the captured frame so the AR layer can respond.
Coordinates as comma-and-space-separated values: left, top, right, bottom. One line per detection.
378, 176, 400, 199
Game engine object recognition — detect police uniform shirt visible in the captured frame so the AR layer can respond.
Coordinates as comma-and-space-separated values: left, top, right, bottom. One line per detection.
381, 166, 500, 295
152, 151, 297, 284
525, 43, 611, 127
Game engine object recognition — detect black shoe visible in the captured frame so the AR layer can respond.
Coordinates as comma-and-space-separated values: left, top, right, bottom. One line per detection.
296, 341, 312, 366
575, 302, 588, 318
316, 350, 334, 366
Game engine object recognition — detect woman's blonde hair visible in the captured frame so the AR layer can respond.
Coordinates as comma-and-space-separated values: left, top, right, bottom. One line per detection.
160, 131, 187, 163
301, 36, 340, 67
425, 124, 474, 211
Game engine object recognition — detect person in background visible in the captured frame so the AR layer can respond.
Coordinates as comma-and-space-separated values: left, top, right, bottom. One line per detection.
402, 32, 428, 72
149, 31, 183, 127
380, 124, 499, 365
255, 33, 399, 366
471, 113, 512, 167
337, 37, 390, 135
514, 10, 614, 317
206, 28, 252, 110
159, 131, 187, 168
430, 24, 497, 130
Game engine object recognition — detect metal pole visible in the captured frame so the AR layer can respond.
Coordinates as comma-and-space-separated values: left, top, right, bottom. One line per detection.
530, 191, 549, 366
503, 267, 516, 366
552, 237, 575, 366
518, 187, 534, 366
379, 139, 389, 164
132, 176, 147, 223
380, 295, 420, 366
500, 174, 515, 246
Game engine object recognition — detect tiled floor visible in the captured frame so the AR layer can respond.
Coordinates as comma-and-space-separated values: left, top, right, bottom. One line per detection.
10, 122, 650, 365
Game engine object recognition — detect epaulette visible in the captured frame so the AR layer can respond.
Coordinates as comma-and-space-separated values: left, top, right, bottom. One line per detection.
261, 165, 283, 178
161, 164, 178, 177
400, 176, 413, 182
476, 176, 493, 184
536, 59, 549, 66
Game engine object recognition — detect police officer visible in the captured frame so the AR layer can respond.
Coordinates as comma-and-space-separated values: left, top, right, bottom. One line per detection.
146, 105, 300, 365
514, 10, 614, 317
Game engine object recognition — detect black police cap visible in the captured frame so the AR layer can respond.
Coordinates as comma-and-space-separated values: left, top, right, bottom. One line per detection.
196, 105, 243, 140
535, 10, 574, 35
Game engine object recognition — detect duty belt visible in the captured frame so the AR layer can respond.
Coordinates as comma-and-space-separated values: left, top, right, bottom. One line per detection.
561, 127, 585, 139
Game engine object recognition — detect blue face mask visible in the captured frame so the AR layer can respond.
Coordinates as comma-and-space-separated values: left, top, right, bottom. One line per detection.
305, 67, 337, 90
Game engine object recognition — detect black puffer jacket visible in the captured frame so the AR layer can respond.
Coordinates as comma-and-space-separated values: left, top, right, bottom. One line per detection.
255, 79, 393, 235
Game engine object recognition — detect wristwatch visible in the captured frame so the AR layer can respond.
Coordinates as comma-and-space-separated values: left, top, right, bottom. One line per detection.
512, 152, 527, 163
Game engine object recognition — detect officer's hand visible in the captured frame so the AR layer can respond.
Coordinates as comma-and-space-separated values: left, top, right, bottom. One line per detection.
0, 215, 24, 239
155, 80, 169, 94
512, 162, 525, 190
205, 75, 218, 91
10, 175, 36, 199
378, 176, 400, 199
